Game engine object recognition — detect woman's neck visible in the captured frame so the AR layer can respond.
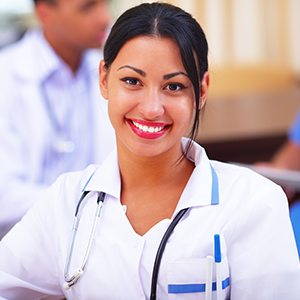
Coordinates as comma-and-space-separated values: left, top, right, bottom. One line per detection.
117, 142, 192, 190
117, 142, 195, 236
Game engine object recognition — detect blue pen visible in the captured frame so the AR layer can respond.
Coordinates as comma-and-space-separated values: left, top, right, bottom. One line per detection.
214, 234, 222, 300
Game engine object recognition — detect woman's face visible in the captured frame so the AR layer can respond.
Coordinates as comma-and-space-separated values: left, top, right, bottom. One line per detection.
99, 36, 197, 159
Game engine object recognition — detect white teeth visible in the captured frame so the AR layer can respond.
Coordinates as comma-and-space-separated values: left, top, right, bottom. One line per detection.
132, 121, 164, 133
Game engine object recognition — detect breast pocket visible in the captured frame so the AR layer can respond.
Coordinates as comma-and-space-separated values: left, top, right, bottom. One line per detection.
167, 257, 230, 300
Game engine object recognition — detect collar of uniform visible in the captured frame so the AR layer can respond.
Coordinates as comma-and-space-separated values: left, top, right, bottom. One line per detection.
83, 147, 120, 199
83, 139, 217, 210
37, 29, 67, 82
81, 48, 103, 79
174, 138, 218, 214
13, 29, 100, 83
12, 29, 60, 83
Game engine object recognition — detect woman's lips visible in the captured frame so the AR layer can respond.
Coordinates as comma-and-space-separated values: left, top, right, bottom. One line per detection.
126, 119, 170, 139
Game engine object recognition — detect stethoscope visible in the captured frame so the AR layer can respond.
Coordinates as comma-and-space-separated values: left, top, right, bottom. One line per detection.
63, 165, 219, 299
40, 82, 76, 155
40, 64, 93, 155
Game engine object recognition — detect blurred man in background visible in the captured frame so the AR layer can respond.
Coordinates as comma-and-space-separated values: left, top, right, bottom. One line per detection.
0, 0, 116, 238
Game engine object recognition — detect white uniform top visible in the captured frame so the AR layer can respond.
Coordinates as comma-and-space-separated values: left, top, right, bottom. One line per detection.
0, 139, 299, 300
0, 29, 115, 234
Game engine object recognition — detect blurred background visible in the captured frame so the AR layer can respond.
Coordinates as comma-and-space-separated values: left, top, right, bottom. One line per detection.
1, 0, 300, 164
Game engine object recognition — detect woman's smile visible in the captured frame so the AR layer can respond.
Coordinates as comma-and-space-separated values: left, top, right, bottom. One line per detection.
126, 118, 171, 139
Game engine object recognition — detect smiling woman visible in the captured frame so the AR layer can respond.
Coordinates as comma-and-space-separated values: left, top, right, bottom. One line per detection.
99, 36, 201, 161
0, 2, 299, 300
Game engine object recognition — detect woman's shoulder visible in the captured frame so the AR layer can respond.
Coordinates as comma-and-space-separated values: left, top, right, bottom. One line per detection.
54, 164, 100, 194
36, 164, 102, 223
210, 160, 286, 205
211, 160, 279, 187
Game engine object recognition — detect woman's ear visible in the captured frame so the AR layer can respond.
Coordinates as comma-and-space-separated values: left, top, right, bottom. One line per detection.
99, 60, 109, 100
194, 71, 210, 109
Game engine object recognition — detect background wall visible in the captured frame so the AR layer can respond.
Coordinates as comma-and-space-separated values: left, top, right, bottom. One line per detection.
113, 0, 300, 74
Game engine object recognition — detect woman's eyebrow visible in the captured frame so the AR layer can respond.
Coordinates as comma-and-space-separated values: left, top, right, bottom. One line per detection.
163, 72, 189, 80
117, 65, 146, 77
117, 67, 188, 80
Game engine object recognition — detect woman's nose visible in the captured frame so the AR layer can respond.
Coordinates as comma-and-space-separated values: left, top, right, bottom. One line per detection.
137, 90, 165, 119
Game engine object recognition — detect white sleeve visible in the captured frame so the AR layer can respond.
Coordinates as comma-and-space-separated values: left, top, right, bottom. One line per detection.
227, 183, 300, 299
0, 177, 65, 300
0, 74, 48, 234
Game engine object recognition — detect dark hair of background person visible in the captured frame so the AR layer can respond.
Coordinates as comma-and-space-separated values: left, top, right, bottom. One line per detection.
103, 2, 209, 158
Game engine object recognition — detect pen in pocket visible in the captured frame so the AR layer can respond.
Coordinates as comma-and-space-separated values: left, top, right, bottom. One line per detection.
214, 234, 222, 300
205, 255, 213, 300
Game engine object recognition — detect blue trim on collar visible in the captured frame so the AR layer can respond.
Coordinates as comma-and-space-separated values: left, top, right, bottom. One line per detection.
168, 277, 230, 294
210, 164, 219, 205
81, 170, 97, 192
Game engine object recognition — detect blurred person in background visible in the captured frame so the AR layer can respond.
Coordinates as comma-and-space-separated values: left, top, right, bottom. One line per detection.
257, 106, 300, 258
0, 0, 116, 238
267, 107, 300, 170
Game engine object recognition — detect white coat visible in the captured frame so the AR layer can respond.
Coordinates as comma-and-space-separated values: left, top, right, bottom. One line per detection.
0, 29, 116, 234
0, 139, 299, 299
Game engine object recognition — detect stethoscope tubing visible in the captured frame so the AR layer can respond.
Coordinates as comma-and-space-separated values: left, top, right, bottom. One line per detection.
63, 190, 188, 297
150, 207, 189, 300
64, 164, 219, 295
64, 191, 188, 300
64, 191, 105, 288
64, 192, 88, 283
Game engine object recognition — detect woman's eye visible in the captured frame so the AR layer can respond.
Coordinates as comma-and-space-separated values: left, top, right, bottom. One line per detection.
120, 77, 141, 86
166, 83, 187, 91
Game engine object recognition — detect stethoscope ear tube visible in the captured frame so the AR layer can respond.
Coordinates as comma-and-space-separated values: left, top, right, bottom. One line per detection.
75, 191, 90, 216
150, 208, 189, 300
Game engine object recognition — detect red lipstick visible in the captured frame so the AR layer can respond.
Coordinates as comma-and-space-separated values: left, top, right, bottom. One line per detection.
127, 119, 170, 139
